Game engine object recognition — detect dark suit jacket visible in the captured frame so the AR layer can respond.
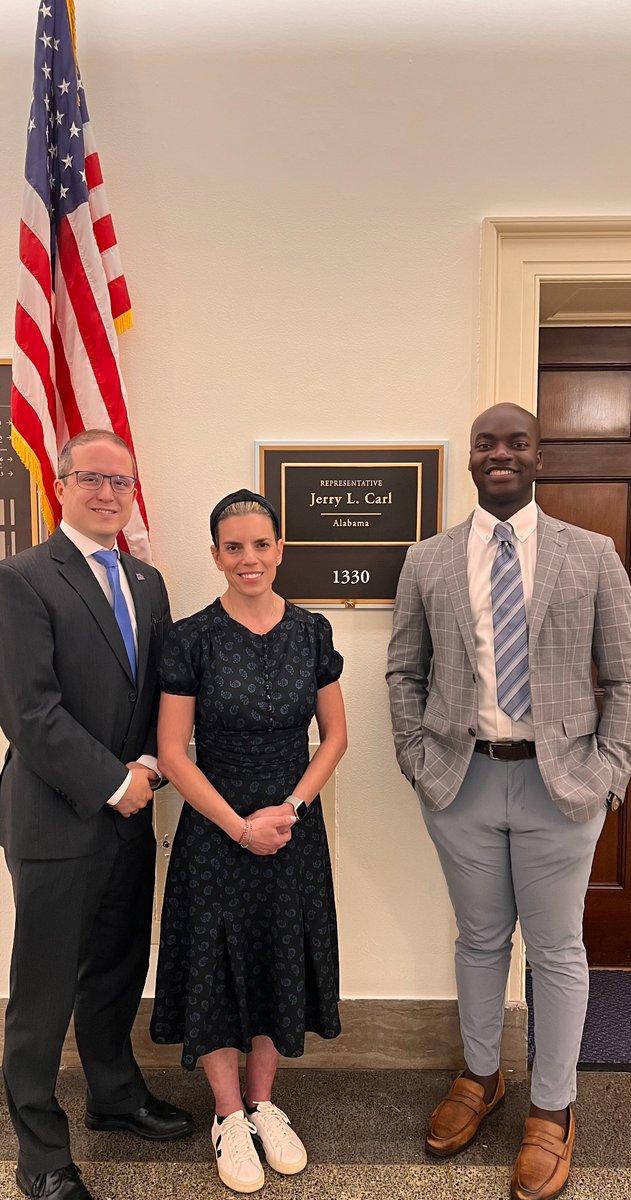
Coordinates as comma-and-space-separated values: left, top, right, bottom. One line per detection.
0, 527, 170, 859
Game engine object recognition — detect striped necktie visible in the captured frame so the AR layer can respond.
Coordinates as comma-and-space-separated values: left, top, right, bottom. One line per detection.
490, 522, 530, 721
92, 549, 137, 681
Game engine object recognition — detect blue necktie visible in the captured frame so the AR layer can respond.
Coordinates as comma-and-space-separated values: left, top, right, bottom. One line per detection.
93, 549, 137, 681
490, 523, 530, 721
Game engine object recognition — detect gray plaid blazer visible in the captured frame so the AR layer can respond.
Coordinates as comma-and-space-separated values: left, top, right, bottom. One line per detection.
386, 508, 631, 822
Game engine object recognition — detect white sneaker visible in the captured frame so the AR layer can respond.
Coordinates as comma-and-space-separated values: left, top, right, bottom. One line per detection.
248, 1101, 308, 1176
211, 1110, 265, 1193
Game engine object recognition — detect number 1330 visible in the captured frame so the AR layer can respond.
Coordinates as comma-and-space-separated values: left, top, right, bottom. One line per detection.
332, 569, 370, 585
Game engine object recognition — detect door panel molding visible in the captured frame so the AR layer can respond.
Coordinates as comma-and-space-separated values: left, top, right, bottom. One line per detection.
536, 326, 631, 966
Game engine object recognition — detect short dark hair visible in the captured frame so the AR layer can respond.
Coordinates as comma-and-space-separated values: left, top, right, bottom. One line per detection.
58, 430, 136, 479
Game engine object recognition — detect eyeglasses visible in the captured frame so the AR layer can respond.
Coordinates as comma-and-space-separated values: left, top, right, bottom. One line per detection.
60, 471, 136, 494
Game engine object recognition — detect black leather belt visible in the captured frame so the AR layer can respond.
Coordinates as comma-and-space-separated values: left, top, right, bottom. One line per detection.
474, 739, 536, 761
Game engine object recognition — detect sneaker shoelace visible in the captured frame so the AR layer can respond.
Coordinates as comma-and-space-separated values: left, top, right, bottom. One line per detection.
252, 1102, 296, 1148
220, 1112, 259, 1165
31, 1164, 83, 1199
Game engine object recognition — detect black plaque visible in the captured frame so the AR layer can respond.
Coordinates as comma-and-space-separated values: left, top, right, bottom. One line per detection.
0, 361, 37, 559
258, 443, 445, 606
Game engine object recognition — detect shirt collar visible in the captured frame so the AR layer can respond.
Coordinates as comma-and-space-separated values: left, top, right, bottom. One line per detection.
471, 498, 538, 545
60, 520, 119, 560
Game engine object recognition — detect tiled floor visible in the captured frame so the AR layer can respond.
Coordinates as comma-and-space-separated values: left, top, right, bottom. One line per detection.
2, 1068, 630, 1198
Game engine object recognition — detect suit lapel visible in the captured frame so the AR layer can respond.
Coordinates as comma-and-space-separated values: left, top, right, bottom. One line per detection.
446, 517, 477, 671
529, 508, 568, 647
121, 555, 151, 693
49, 528, 136, 684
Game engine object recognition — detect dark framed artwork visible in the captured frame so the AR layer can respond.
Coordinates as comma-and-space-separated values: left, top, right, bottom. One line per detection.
0, 360, 39, 559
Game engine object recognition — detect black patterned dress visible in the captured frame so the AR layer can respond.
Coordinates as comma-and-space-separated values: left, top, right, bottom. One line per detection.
150, 599, 343, 1067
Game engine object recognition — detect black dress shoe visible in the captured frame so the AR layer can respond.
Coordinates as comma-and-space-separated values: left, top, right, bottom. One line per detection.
84, 1091, 193, 1141
16, 1162, 93, 1199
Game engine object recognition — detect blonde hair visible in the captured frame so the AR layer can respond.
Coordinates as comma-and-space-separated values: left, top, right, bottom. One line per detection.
213, 501, 277, 543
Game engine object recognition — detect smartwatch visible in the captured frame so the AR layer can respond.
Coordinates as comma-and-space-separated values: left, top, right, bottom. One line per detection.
286, 794, 309, 821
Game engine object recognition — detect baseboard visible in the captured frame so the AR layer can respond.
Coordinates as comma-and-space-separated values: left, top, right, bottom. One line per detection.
0, 997, 529, 1077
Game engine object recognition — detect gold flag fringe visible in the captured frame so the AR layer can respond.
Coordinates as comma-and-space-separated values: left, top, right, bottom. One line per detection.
114, 309, 134, 335
11, 426, 56, 534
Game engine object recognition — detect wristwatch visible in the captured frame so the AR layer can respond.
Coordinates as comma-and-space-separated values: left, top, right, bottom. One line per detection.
286, 794, 309, 820
606, 791, 622, 812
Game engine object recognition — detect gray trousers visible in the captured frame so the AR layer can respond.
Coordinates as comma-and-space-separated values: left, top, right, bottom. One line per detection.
422, 753, 605, 1109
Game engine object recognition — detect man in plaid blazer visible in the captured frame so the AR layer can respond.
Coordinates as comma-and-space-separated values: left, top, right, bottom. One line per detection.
387, 403, 631, 1200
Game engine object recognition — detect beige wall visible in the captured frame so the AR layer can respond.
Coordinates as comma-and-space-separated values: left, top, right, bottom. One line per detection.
3, 0, 631, 1002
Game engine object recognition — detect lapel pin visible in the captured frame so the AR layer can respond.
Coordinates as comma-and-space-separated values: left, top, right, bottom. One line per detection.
135, 572, 145, 580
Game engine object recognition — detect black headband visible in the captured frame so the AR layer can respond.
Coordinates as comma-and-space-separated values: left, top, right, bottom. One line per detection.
210, 489, 280, 543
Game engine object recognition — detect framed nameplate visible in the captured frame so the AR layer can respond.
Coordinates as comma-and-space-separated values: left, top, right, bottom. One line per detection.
257, 442, 446, 607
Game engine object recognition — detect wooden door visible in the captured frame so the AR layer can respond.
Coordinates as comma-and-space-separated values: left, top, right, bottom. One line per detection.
537, 326, 631, 966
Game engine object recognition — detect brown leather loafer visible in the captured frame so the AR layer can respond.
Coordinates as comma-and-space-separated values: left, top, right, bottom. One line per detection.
511, 1107, 575, 1200
425, 1070, 505, 1157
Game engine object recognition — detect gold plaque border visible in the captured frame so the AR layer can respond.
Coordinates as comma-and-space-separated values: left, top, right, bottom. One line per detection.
280, 461, 423, 546
257, 442, 445, 607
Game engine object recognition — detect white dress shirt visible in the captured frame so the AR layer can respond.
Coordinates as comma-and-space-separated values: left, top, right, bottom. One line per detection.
60, 520, 158, 806
467, 499, 537, 742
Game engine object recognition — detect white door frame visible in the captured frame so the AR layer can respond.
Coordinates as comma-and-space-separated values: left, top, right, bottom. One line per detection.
479, 217, 631, 415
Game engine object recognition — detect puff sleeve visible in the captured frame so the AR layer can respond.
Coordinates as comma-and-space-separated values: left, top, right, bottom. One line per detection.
314, 614, 343, 689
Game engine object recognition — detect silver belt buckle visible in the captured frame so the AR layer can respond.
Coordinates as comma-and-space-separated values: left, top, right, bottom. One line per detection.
488, 742, 498, 760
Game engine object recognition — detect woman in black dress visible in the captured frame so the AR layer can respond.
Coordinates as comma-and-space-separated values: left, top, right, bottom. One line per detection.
151, 490, 347, 1194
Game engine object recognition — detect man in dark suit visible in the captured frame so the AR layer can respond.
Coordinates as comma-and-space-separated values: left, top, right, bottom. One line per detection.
387, 404, 631, 1200
0, 430, 192, 1200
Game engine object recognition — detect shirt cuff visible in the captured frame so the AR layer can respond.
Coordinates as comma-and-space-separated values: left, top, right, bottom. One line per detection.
107, 770, 132, 808
136, 754, 162, 789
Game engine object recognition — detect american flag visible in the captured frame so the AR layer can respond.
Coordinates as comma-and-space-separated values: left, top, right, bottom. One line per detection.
11, 0, 151, 561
